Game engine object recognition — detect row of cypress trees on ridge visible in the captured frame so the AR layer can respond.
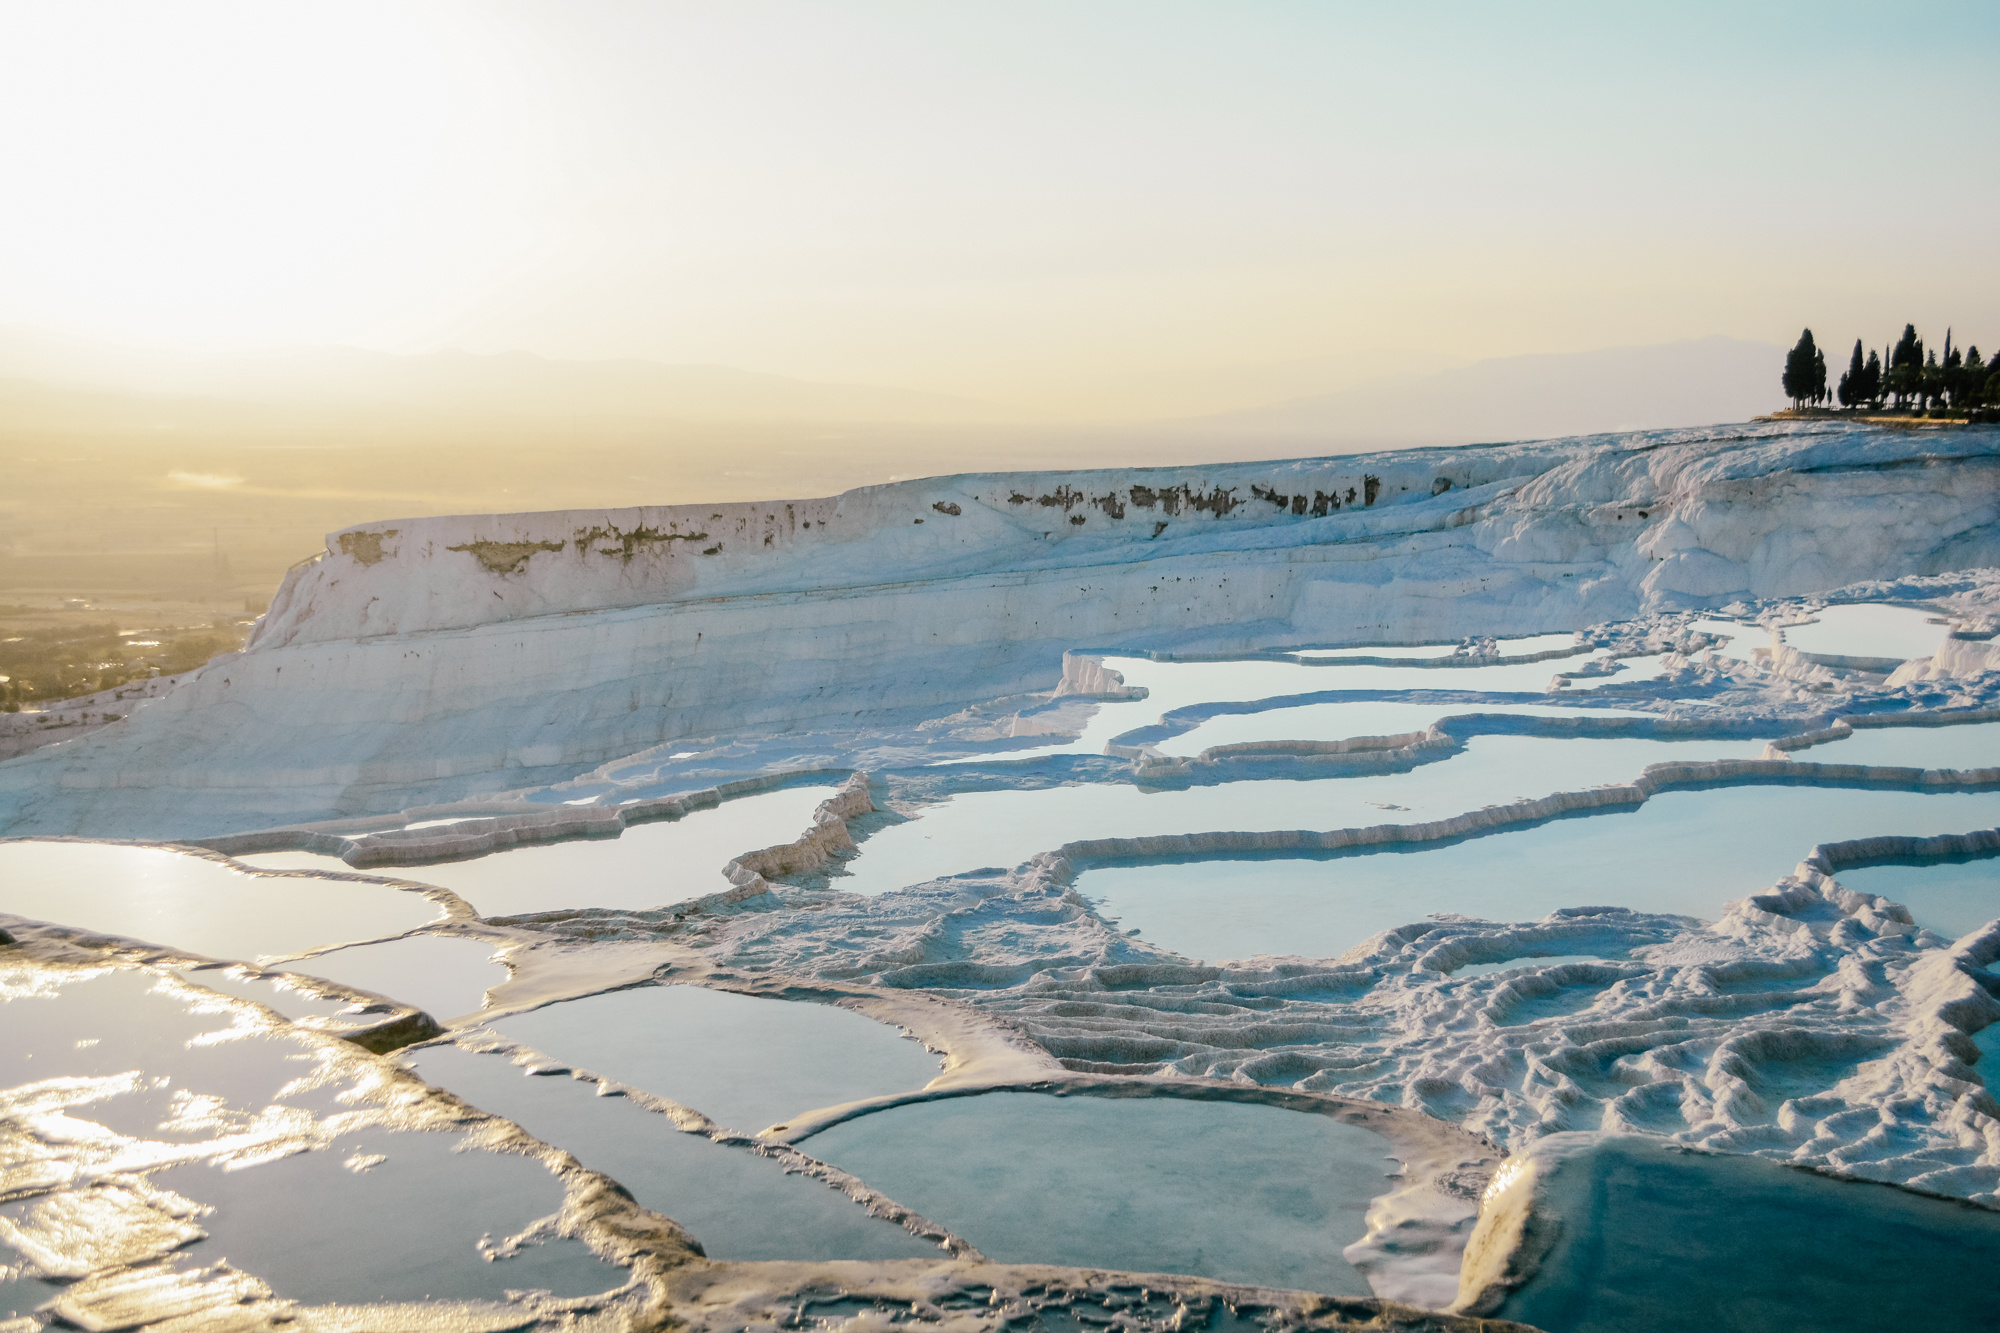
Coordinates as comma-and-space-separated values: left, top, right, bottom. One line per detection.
1782, 325, 2000, 417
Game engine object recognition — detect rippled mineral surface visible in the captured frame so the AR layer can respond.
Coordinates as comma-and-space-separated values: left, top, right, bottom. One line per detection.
5, 428, 2000, 1333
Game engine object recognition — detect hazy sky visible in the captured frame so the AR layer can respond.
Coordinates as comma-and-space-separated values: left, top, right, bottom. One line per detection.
3, 1, 1995, 416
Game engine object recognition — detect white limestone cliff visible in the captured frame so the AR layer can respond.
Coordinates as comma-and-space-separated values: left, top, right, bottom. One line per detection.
0, 421, 1993, 836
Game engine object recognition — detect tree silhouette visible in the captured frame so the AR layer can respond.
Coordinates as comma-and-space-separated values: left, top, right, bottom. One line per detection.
1887, 324, 1924, 406
1947, 345, 1985, 410
1837, 340, 1865, 407
1922, 350, 1944, 409
1782, 328, 1825, 408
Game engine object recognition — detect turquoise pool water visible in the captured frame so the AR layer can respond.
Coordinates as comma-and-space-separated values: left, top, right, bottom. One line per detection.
1153, 700, 1653, 756
1297, 632, 1581, 659
406, 1044, 940, 1261
237, 783, 835, 917
1453, 953, 1607, 978
489, 984, 942, 1132
1078, 785, 2000, 962
1778, 603, 1952, 660
1799, 720, 1999, 771
1836, 857, 1999, 941
155, 1130, 625, 1303
802, 1091, 1393, 1296
1496, 1137, 2000, 1333
967, 651, 1664, 762
841, 734, 1772, 897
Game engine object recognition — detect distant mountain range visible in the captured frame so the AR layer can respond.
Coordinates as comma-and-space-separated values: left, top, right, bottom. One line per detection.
0, 327, 1005, 426
1173, 337, 1786, 446
0, 326, 1785, 445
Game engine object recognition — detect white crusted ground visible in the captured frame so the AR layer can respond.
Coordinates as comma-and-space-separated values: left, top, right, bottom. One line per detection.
3, 426, 1999, 1330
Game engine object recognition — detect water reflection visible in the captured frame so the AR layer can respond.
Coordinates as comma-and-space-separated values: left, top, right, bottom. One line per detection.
803, 1091, 1390, 1296
846, 735, 1772, 897
1078, 785, 2000, 961
0, 842, 441, 962
489, 985, 942, 1132
237, 784, 834, 917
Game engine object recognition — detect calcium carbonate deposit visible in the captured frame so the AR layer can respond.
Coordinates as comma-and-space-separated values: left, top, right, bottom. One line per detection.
3, 420, 1998, 1333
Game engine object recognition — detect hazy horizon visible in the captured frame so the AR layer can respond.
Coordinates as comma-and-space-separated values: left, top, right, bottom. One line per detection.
3, 2, 1995, 420
4, 2, 1995, 617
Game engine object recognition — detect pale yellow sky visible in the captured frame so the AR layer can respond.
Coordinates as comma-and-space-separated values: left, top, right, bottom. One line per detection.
2, 1, 1995, 419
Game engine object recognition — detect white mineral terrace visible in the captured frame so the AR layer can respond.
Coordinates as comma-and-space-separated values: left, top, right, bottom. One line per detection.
2, 421, 1998, 1333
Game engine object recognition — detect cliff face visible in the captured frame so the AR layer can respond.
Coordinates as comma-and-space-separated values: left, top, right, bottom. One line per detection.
2, 422, 1995, 837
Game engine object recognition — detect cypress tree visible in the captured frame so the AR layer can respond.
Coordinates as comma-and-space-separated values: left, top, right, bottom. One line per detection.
1948, 345, 1983, 410
1892, 324, 1923, 370
1838, 339, 1864, 407
1862, 349, 1882, 405
1782, 328, 1821, 408
1887, 324, 1923, 406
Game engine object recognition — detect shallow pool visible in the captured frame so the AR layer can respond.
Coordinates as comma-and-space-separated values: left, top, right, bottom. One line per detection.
1078, 784, 2000, 962
172, 964, 358, 1022
237, 783, 835, 918
1978, 1020, 2000, 1070
1779, 603, 1952, 661
992, 652, 1662, 761
1836, 856, 1999, 941
489, 984, 942, 1132
842, 734, 1773, 897
406, 1044, 941, 1261
0, 964, 335, 1138
286, 934, 508, 1022
802, 1091, 1393, 1296
1154, 700, 1653, 757
154, 1129, 626, 1303
0, 841, 442, 962
1297, 632, 1581, 659
0, 960, 625, 1307
1798, 720, 1999, 771
1294, 643, 1463, 660
1452, 954, 1607, 978
1495, 1137, 2000, 1333
1687, 620, 1766, 662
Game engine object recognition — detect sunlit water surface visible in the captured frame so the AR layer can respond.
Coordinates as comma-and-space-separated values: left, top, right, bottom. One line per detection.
286, 933, 508, 1021
0, 965, 622, 1306
154, 1130, 626, 1303
489, 984, 942, 1132
1079, 785, 2000, 962
844, 734, 1773, 897
236, 784, 834, 916
960, 651, 1663, 762
0, 842, 441, 962
1153, 700, 1653, 756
